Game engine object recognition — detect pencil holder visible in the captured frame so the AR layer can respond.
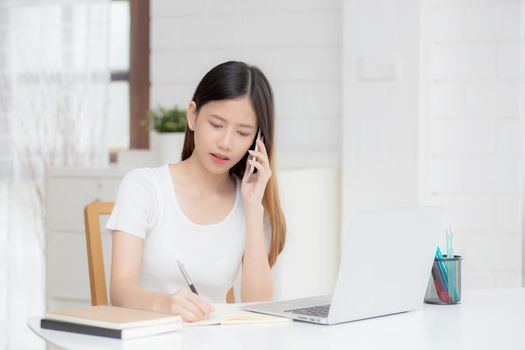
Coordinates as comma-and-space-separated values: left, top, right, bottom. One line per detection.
424, 255, 462, 305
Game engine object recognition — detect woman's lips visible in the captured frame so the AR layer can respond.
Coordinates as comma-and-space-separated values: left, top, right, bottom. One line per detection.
210, 153, 229, 164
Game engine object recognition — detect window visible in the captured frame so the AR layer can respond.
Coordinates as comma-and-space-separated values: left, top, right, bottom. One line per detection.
109, 0, 149, 157
109, 0, 130, 150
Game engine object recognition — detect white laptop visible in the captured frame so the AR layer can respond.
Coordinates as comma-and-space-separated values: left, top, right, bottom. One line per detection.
242, 206, 445, 325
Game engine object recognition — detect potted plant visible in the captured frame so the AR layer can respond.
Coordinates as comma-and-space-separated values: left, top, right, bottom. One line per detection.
148, 106, 188, 164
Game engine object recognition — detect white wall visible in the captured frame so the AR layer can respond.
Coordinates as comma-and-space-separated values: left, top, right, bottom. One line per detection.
421, 0, 522, 289
153, 0, 523, 290
150, 0, 342, 155
342, 0, 522, 290
341, 0, 421, 228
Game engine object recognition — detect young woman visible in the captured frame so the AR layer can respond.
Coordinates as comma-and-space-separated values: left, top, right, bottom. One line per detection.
106, 61, 287, 322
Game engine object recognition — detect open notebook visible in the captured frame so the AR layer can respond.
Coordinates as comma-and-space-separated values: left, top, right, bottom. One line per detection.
183, 303, 292, 327
41, 303, 291, 339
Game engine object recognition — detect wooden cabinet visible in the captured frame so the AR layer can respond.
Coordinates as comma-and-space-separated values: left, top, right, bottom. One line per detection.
45, 167, 129, 311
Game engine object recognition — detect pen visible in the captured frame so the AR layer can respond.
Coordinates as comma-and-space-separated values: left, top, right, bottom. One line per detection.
436, 246, 459, 302
177, 260, 199, 295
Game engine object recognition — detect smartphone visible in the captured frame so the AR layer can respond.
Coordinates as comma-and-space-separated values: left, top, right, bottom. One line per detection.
247, 128, 262, 178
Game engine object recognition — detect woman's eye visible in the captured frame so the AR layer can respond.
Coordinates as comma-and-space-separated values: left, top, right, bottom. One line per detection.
238, 132, 249, 137
210, 122, 222, 128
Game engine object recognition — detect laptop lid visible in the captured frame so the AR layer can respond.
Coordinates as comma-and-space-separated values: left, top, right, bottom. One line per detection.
327, 206, 444, 324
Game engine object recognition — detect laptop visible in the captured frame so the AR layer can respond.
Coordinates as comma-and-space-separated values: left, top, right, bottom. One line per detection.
242, 206, 445, 325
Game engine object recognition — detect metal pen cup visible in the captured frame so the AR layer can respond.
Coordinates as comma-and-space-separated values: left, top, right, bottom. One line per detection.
424, 255, 462, 305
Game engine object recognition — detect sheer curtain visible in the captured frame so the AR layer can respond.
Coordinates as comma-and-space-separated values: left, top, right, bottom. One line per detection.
0, 1, 110, 348
522, 0, 525, 288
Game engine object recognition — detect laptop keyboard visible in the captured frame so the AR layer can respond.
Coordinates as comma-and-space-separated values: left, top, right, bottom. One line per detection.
285, 304, 331, 318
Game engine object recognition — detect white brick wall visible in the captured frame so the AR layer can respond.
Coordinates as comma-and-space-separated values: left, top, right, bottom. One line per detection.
495, 195, 521, 232
433, 44, 495, 80
0, 183, 6, 349
150, 0, 342, 154
426, 0, 522, 289
152, 0, 523, 291
465, 81, 519, 117
431, 82, 464, 116
497, 43, 520, 78
431, 119, 495, 155
464, 4, 520, 39
495, 119, 521, 155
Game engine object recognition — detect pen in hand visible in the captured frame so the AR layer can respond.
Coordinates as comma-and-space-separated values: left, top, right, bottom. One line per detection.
177, 260, 199, 295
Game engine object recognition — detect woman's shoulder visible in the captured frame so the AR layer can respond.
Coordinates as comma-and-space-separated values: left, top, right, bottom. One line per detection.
108, 165, 168, 238
122, 164, 166, 183
118, 165, 169, 198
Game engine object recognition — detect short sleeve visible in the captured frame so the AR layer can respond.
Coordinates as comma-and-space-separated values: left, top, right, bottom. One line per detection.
105, 168, 158, 239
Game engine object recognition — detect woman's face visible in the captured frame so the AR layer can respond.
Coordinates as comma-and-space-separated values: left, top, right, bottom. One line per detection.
188, 95, 258, 175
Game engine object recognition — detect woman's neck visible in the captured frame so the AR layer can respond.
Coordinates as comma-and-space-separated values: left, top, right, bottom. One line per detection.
176, 153, 234, 195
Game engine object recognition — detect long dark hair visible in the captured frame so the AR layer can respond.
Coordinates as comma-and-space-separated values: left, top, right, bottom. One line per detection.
181, 61, 286, 267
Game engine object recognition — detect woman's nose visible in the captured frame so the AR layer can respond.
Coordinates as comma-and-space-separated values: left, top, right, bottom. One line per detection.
218, 130, 233, 149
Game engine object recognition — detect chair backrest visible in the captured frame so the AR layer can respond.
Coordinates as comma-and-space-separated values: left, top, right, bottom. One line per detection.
83, 201, 235, 306
84, 201, 114, 305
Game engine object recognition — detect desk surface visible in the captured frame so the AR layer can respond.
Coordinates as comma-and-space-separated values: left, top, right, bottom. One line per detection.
28, 288, 525, 350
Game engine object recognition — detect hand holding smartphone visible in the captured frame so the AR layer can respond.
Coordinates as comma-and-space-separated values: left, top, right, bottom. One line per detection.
247, 128, 262, 180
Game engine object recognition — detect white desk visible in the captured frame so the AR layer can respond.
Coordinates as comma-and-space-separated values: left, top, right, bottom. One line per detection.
28, 288, 525, 350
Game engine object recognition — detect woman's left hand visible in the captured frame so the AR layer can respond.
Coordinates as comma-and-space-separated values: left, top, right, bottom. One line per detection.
241, 138, 272, 209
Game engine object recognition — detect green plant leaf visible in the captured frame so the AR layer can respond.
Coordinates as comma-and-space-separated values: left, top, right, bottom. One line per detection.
148, 105, 187, 132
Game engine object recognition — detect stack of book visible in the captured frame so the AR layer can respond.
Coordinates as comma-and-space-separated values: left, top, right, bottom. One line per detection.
41, 305, 182, 339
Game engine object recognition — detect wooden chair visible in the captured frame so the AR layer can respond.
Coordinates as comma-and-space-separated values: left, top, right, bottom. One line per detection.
84, 201, 114, 305
83, 201, 235, 306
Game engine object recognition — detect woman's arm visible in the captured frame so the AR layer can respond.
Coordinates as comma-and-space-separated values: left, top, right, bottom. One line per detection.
110, 230, 214, 321
240, 205, 274, 302
240, 138, 275, 302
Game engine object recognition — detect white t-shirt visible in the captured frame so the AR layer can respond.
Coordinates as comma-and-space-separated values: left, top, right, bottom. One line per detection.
106, 164, 270, 303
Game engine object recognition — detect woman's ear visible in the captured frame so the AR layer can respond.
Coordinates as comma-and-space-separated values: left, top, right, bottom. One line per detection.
187, 101, 197, 131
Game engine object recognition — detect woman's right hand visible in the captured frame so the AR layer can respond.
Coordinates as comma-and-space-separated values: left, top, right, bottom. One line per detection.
169, 287, 215, 322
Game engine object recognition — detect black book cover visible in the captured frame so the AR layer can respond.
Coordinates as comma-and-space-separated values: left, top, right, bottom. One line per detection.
41, 319, 123, 339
